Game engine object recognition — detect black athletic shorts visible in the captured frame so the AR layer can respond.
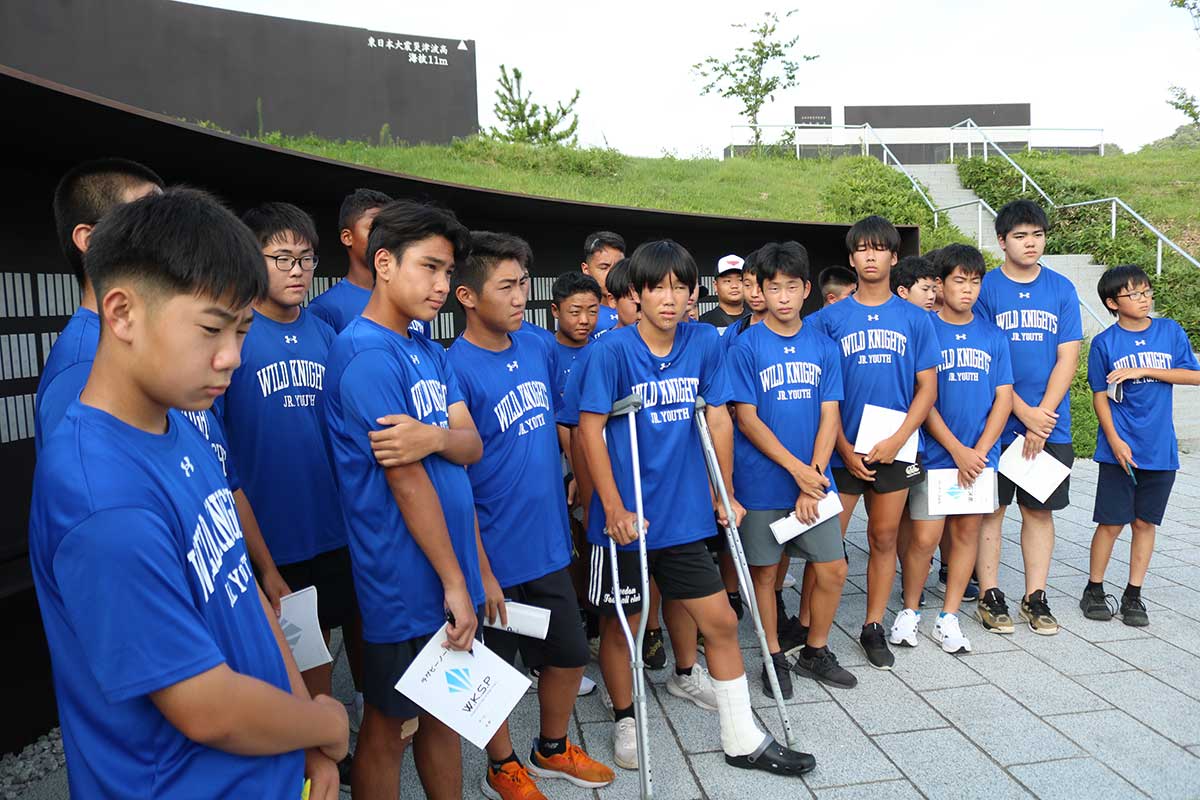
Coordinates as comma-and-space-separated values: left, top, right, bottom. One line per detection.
1093, 462, 1176, 526
484, 567, 589, 670
587, 540, 725, 616
362, 609, 484, 720
271, 546, 356, 630
997, 441, 1073, 511
833, 457, 925, 495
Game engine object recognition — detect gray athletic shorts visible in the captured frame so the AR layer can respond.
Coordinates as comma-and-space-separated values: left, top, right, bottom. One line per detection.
908, 473, 999, 522
740, 509, 845, 566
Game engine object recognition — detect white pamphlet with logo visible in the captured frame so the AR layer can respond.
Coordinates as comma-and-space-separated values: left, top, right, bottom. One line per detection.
853, 404, 920, 465
278, 587, 333, 672
395, 624, 531, 749
483, 601, 551, 640
998, 435, 1072, 504
926, 468, 997, 515
768, 492, 843, 544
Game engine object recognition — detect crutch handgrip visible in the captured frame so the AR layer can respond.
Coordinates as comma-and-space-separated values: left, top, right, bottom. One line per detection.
611, 393, 644, 416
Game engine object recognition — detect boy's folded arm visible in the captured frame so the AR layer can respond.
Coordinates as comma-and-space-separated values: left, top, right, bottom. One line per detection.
440, 401, 483, 465
1139, 367, 1200, 386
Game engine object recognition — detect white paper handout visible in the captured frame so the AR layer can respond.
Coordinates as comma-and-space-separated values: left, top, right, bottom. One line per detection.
483, 601, 551, 640
278, 587, 333, 672
395, 624, 531, 749
768, 492, 843, 544
1107, 381, 1124, 404
926, 468, 997, 515
998, 435, 1072, 504
853, 404, 920, 464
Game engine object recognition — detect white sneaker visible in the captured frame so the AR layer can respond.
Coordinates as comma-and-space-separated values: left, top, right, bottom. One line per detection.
599, 683, 614, 712
528, 669, 597, 697
888, 608, 921, 648
666, 664, 718, 711
934, 612, 972, 654
345, 692, 364, 733
782, 572, 797, 589
612, 717, 638, 770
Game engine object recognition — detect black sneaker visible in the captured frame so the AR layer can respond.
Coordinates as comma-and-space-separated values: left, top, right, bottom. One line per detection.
761, 651, 794, 699
938, 564, 949, 587
642, 627, 667, 669
918, 589, 927, 608
1120, 594, 1150, 627
859, 623, 894, 670
792, 646, 857, 689
976, 588, 1015, 634
779, 618, 808, 655
1079, 584, 1118, 621
728, 591, 745, 620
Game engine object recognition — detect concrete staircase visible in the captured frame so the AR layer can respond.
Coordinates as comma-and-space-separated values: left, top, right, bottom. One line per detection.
899, 163, 1002, 256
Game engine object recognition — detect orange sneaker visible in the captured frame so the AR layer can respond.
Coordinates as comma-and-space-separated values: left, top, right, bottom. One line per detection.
529, 741, 615, 788
481, 761, 547, 800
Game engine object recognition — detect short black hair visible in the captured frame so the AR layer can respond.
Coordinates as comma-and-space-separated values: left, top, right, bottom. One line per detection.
742, 247, 760, 281
818, 265, 857, 294
583, 231, 626, 262
551, 271, 602, 306
754, 241, 810, 284
846, 215, 901, 254
85, 187, 266, 309
932, 244, 986, 281
338, 188, 393, 232
606, 257, 633, 300
458, 231, 533, 295
53, 158, 165, 287
626, 239, 699, 294
366, 200, 470, 275
1097, 265, 1151, 316
241, 202, 320, 251
891, 255, 939, 292
994, 199, 1049, 239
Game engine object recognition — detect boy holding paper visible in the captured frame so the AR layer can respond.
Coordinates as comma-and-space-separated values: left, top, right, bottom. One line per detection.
974, 200, 1082, 636
449, 231, 614, 797
1081, 265, 1200, 627
727, 242, 856, 692
894, 245, 1013, 654
808, 216, 940, 670
322, 201, 486, 800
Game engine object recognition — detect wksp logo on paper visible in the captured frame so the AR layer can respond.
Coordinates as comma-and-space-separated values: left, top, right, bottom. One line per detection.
445, 668, 472, 693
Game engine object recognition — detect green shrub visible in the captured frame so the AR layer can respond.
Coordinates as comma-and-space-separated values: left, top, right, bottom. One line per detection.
1071, 340, 1098, 459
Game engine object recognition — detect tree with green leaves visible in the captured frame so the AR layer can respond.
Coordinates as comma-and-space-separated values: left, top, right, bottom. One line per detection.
692, 10, 818, 148
1169, 0, 1200, 124
489, 65, 580, 146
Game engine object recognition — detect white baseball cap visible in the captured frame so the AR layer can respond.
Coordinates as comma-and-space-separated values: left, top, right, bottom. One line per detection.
716, 254, 744, 275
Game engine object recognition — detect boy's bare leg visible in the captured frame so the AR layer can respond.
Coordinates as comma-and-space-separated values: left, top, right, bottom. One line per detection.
1089, 524, 1124, 582
774, 555, 792, 591
301, 628, 335, 698
1019, 507, 1055, 597
749, 563, 780, 651
976, 506, 1006, 591
719, 549, 739, 594
663, 599, 698, 669
414, 712, 463, 800
799, 562, 815, 627
537, 666, 586, 739
485, 721, 515, 763
805, 559, 849, 649
676, 593, 741, 679
352, 705, 414, 800
647, 579, 663, 632
863, 490, 909, 626
900, 519, 945, 610
599, 614, 637, 710
944, 515, 982, 616
1128, 519, 1156, 586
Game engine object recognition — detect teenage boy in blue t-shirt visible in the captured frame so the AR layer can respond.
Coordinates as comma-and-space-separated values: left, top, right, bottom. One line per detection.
895, 245, 1013, 656
322, 200, 486, 800
808, 216, 940, 670
581, 231, 625, 338
224, 203, 358, 709
577, 239, 815, 777
1081, 265, 1200, 627
550, 271, 602, 398
974, 200, 1083, 636
727, 241, 856, 694
36, 158, 163, 452
449, 231, 614, 797
30, 189, 348, 800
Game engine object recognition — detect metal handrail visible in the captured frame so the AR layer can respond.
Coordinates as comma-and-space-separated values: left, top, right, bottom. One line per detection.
932, 198, 999, 249
949, 119, 1057, 207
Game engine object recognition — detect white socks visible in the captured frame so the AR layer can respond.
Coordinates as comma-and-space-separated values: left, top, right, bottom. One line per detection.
710, 673, 768, 757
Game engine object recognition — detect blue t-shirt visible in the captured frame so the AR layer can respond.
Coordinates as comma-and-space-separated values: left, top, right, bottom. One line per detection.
1088, 317, 1199, 471
807, 294, 941, 467
30, 403, 302, 798
219, 310, 347, 565
975, 266, 1083, 444
924, 314, 1014, 470
35, 306, 100, 453
179, 408, 241, 492
577, 323, 732, 551
522, 319, 559, 352
323, 316, 483, 643
308, 278, 427, 336
591, 305, 619, 338
727, 322, 842, 509
551, 339, 589, 399
448, 331, 572, 587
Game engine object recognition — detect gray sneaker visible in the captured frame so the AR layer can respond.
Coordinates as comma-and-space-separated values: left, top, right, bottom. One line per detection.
1020, 590, 1059, 635
1119, 594, 1150, 627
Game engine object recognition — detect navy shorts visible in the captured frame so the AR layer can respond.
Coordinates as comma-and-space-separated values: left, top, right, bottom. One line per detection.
272, 546, 356, 631
998, 441, 1073, 511
484, 567, 589, 670
1093, 462, 1177, 526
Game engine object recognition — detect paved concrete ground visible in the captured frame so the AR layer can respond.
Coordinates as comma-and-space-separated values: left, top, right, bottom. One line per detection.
20, 454, 1200, 799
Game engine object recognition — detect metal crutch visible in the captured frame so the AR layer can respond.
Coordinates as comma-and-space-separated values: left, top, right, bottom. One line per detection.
605, 394, 653, 800
693, 397, 798, 749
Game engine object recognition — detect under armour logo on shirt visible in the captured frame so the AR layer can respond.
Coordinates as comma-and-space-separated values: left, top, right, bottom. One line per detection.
1018, 292, 1031, 299
180, 456, 195, 477
1135, 339, 1146, 346
783, 346, 796, 354
410, 354, 420, 365
284, 335, 298, 344
867, 314, 880, 321
506, 361, 519, 372
955, 334, 967, 340
660, 362, 670, 371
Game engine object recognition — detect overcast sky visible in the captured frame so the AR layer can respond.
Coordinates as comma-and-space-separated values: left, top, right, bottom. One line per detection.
183, 0, 1200, 156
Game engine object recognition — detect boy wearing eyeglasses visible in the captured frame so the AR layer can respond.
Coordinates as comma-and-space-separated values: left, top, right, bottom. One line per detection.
220, 203, 356, 708
1080, 265, 1200, 627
